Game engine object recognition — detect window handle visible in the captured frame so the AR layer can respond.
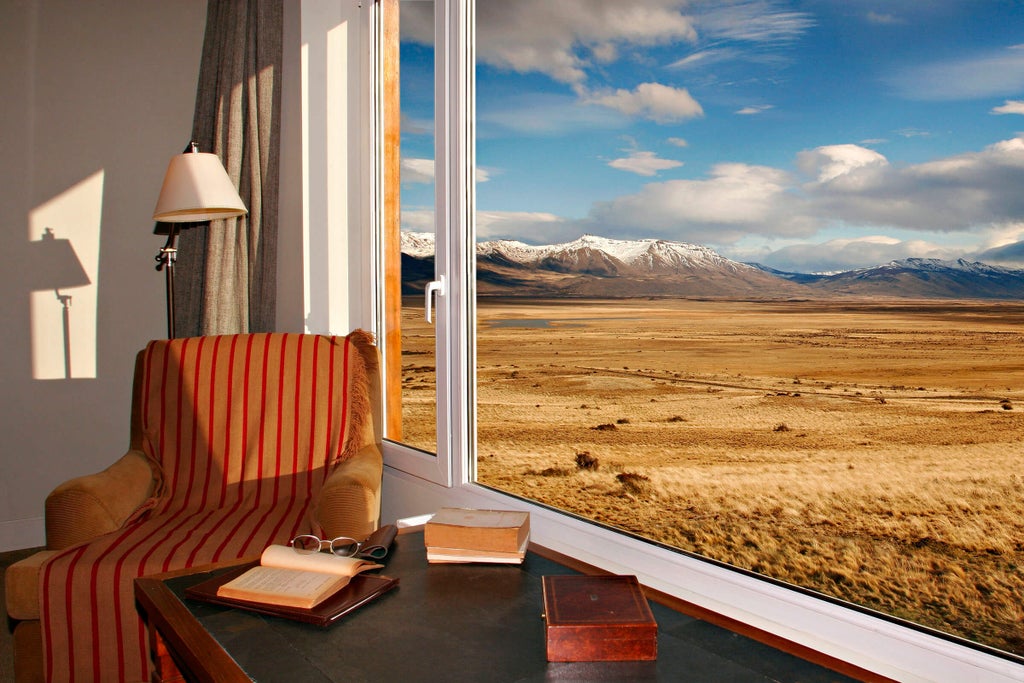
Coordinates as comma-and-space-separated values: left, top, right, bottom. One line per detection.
425, 276, 446, 323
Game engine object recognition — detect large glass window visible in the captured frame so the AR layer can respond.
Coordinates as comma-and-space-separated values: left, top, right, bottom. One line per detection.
389, 0, 1024, 661
392, 0, 438, 456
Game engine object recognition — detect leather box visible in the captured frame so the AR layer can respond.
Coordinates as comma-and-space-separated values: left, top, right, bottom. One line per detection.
542, 574, 657, 662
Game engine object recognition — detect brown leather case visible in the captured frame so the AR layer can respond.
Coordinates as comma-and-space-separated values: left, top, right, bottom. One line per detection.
542, 574, 657, 662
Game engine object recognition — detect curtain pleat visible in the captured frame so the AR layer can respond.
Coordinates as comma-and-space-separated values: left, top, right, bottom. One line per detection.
177, 0, 282, 336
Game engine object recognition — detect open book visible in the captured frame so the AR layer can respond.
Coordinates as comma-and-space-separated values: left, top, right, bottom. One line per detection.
215, 545, 383, 609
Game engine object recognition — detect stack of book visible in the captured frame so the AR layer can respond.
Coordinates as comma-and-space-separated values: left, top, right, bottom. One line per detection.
424, 507, 530, 564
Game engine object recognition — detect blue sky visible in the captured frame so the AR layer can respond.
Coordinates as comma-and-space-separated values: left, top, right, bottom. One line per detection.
399, 0, 1024, 273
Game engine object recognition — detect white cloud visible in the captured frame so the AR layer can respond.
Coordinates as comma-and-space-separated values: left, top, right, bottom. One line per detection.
404, 1, 698, 86
608, 150, 683, 176
755, 236, 958, 273
978, 222, 1024, 251
975, 223, 1024, 266
894, 127, 931, 138
479, 93, 628, 136
667, 48, 742, 70
402, 157, 491, 184
736, 104, 774, 116
476, 210, 576, 243
403, 0, 812, 130
667, 137, 689, 147
693, 1, 814, 44
400, 113, 432, 136
401, 158, 435, 184
885, 44, 1024, 101
804, 136, 1024, 232
992, 99, 1024, 115
796, 144, 888, 183
401, 209, 435, 233
584, 82, 703, 123
865, 12, 904, 26
563, 136, 1024, 249
581, 162, 818, 243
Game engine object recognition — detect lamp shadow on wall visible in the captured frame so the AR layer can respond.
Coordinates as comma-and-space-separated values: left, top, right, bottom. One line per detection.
27, 229, 91, 379
27, 170, 103, 380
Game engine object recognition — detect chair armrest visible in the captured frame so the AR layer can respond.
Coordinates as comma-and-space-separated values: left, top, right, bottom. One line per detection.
45, 450, 157, 550
316, 444, 383, 541
5, 550, 58, 621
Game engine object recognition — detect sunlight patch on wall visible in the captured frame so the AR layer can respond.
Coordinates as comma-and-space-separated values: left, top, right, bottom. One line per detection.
28, 170, 103, 379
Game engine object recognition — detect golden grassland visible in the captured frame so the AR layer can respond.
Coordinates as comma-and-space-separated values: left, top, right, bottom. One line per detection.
399, 297, 1024, 655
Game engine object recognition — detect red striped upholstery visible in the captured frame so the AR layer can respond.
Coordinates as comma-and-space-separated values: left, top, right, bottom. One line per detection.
39, 332, 375, 682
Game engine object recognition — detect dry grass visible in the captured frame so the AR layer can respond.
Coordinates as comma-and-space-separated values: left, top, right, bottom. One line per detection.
401, 297, 1024, 655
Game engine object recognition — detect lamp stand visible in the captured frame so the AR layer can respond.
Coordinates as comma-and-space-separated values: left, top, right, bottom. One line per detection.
155, 224, 180, 338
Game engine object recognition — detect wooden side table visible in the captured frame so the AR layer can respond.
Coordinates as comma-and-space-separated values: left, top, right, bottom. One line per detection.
135, 530, 864, 683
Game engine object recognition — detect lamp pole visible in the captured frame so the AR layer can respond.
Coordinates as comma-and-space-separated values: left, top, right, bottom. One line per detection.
155, 224, 179, 338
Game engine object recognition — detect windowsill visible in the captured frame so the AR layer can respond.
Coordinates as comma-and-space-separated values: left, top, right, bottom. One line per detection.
382, 464, 1024, 683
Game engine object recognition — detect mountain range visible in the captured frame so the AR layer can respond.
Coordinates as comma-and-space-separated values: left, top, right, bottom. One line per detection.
400, 232, 1024, 300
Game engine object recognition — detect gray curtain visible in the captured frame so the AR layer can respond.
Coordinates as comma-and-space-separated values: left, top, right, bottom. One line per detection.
176, 0, 282, 336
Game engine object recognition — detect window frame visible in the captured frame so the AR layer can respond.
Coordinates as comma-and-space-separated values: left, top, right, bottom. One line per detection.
365, 1, 1024, 680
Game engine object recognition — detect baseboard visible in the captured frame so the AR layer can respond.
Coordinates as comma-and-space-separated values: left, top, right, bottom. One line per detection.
0, 517, 44, 552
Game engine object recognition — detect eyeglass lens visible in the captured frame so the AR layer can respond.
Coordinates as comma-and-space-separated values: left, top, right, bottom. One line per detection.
328, 537, 359, 557
291, 535, 322, 553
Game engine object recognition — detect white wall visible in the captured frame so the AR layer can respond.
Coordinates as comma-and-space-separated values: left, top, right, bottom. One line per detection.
0, 1, 208, 551
279, 0, 375, 337
0, 0, 373, 551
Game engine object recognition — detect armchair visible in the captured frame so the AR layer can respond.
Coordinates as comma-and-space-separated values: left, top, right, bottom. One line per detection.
5, 331, 383, 682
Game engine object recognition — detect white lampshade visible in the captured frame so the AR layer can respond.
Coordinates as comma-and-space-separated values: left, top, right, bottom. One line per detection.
152, 151, 247, 222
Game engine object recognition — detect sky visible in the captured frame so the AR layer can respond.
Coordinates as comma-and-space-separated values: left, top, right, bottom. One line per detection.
399, 0, 1024, 273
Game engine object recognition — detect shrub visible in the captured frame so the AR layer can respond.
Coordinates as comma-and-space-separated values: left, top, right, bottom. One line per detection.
616, 471, 652, 496
575, 452, 599, 471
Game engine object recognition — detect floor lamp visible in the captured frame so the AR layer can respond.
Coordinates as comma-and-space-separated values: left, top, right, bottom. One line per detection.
152, 142, 247, 338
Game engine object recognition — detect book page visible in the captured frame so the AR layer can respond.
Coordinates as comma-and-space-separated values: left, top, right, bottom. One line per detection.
217, 565, 349, 609
429, 508, 528, 530
259, 545, 382, 577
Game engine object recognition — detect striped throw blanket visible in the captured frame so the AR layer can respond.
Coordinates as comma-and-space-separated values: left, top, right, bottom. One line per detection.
39, 331, 375, 682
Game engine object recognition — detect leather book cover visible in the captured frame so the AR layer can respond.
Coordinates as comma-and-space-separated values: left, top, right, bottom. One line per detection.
542, 574, 657, 661
185, 562, 398, 627
424, 508, 530, 553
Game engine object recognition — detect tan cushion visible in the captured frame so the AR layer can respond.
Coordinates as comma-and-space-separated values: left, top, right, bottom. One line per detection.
317, 444, 384, 540
5, 551, 57, 621
45, 450, 156, 550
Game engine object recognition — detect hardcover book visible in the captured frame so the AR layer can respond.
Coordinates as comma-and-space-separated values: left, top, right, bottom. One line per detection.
185, 562, 398, 627
424, 507, 530, 556
542, 574, 657, 662
425, 534, 529, 564
210, 544, 382, 609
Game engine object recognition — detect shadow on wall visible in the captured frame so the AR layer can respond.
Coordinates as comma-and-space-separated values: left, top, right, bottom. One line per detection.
26, 171, 104, 380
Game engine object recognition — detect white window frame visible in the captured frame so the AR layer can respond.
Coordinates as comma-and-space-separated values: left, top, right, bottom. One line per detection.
363, 2, 1024, 681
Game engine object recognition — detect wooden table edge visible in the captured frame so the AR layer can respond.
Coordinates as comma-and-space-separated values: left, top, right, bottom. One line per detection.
135, 558, 258, 683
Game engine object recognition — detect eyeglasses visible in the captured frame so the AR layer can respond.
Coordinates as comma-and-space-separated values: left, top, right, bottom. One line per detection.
289, 534, 363, 558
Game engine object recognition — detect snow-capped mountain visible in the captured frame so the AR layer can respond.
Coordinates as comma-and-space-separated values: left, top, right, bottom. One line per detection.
809, 258, 1024, 299
479, 234, 755, 275
400, 231, 437, 259
401, 232, 1024, 299
402, 232, 806, 297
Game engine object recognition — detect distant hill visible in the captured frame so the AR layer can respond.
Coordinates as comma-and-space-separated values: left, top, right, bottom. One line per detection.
401, 232, 1024, 300
750, 258, 1024, 299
